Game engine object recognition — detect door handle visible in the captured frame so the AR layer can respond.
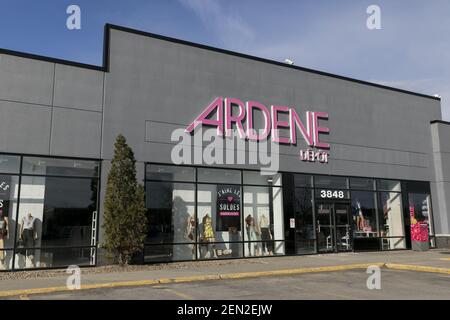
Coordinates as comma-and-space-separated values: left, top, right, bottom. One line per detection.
317, 220, 321, 233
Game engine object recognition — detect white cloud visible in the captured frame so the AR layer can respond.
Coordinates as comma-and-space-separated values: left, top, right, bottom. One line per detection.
178, 0, 254, 49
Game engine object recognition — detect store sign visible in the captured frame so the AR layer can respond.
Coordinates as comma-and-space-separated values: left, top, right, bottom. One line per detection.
185, 97, 330, 155
216, 185, 241, 231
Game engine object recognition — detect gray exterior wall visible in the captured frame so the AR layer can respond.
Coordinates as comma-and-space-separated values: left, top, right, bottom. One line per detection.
0, 54, 104, 159
0, 26, 448, 247
103, 29, 441, 181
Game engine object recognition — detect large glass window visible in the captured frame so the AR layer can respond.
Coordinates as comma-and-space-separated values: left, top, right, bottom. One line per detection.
22, 157, 98, 177
379, 192, 405, 249
408, 193, 434, 246
351, 191, 378, 238
197, 184, 242, 259
315, 176, 348, 189
146, 164, 195, 182
294, 188, 315, 254
0, 174, 19, 270
0, 155, 100, 271
144, 165, 285, 262
198, 168, 241, 184
243, 186, 284, 257
145, 182, 196, 262
16, 175, 98, 269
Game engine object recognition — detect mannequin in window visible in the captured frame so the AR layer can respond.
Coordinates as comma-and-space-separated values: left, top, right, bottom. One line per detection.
20, 212, 37, 267
355, 200, 365, 231
185, 214, 196, 259
202, 214, 217, 258
0, 209, 9, 269
259, 214, 273, 256
245, 215, 260, 256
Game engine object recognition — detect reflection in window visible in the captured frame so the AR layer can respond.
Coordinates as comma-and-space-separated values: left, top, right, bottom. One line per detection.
379, 192, 405, 249
0, 175, 19, 270
351, 191, 378, 238
350, 178, 375, 190
294, 188, 315, 254
146, 164, 195, 182
377, 180, 401, 192
243, 186, 284, 257
315, 176, 348, 189
145, 182, 196, 262
22, 157, 99, 177
16, 176, 97, 269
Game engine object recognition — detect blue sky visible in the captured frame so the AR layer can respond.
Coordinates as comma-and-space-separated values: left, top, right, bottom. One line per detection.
0, 0, 449, 119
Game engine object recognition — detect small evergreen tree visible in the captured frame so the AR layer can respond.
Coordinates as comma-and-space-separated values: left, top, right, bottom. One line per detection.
103, 134, 147, 266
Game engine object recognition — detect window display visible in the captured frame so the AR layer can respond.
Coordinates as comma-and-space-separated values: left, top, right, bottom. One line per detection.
0, 175, 19, 270
408, 193, 433, 248
351, 191, 378, 238
145, 182, 196, 262
197, 184, 242, 259
243, 185, 284, 257
379, 192, 405, 249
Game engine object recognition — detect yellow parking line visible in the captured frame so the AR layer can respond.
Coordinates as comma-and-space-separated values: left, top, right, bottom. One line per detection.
163, 288, 194, 300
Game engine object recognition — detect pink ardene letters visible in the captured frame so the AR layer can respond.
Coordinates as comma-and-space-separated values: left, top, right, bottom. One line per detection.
185, 97, 330, 149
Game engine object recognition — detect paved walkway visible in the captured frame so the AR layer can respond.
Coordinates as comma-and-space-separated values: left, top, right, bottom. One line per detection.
0, 249, 449, 296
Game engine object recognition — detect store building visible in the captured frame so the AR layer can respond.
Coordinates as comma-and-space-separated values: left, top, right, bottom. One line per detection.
0, 24, 449, 271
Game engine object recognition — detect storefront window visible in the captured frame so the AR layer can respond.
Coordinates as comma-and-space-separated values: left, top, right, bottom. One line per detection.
146, 164, 195, 182
22, 157, 99, 177
197, 184, 242, 259
350, 178, 375, 190
294, 188, 315, 254
198, 168, 241, 184
243, 186, 284, 257
145, 182, 196, 262
0, 155, 20, 174
315, 176, 348, 189
377, 180, 401, 192
243, 171, 282, 186
408, 193, 434, 246
16, 176, 98, 269
0, 174, 19, 270
379, 192, 405, 249
351, 191, 378, 238
294, 174, 313, 188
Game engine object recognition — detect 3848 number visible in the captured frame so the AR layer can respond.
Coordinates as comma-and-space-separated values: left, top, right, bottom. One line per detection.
320, 190, 345, 199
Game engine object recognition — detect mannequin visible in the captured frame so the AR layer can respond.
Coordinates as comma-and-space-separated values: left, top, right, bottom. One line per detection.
259, 214, 273, 256
245, 215, 260, 256
20, 212, 37, 267
202, 214, 217, 258
0, 209, 9, 269
185, 214, 196, 259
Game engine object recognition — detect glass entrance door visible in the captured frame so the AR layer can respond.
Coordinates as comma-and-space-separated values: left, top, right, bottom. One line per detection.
316, 202, 352, 252
316, 203, 334, 252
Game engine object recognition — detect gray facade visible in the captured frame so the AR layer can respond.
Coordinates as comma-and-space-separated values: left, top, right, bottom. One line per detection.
0, 24, 449, 270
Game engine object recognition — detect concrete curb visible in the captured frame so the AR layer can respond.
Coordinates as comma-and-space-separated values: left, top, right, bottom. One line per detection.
385, 263, 450, 275
0, 262, 448, 298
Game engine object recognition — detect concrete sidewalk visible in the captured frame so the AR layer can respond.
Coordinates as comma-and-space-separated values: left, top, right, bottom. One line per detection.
0, 249, 449, 296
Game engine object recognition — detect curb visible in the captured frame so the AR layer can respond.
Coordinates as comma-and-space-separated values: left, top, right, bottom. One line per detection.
0, 262, 448, 298
385, 263, 450, 275
0, 263, 383, 298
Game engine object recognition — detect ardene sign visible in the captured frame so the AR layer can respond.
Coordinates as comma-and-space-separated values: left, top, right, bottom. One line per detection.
185, 97, 330, 163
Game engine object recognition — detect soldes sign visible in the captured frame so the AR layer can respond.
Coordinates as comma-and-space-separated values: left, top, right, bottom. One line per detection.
185, 97, 330, 148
